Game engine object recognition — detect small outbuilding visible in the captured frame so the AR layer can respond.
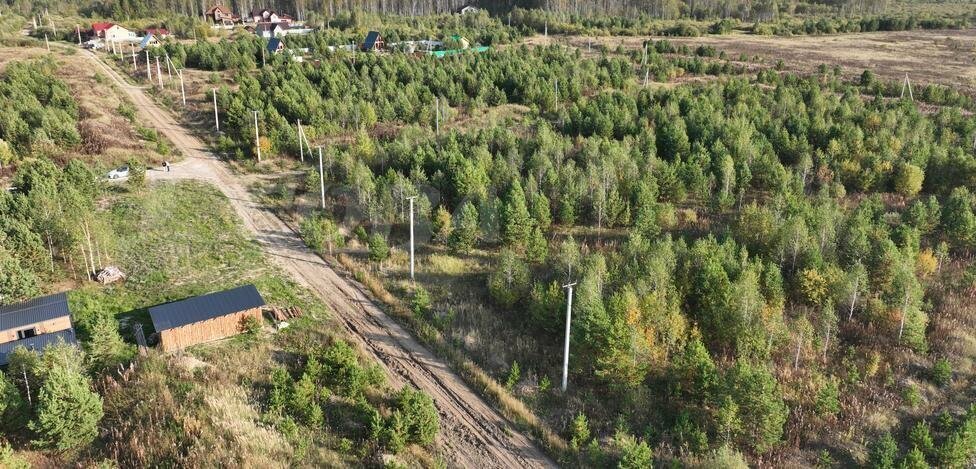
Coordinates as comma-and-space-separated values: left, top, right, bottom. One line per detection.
149, 284, 265, 352
362, 31, 385, 51
268, 37, 285, 54
0, 292, 78, 366
456, 5, 480, 15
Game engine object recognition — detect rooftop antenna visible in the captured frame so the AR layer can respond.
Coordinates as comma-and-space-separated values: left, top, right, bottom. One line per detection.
561, 281, 577, 392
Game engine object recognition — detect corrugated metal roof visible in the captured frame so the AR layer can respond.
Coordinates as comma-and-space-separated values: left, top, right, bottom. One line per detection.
0, 292, 71, 332
149, 284, 265, 332
268, 37, 283, 53
0, 329, 78, 366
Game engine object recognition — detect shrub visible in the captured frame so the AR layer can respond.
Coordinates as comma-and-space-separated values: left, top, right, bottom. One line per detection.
931, 358, 952, 387
869, 432, 898, 469
394, 387, 439, 446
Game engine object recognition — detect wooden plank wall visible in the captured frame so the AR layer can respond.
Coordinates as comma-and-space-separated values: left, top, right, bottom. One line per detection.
159, 307, 262, 352
0, 316, 73, 345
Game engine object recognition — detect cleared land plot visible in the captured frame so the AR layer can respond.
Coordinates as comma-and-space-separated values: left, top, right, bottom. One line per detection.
535, 29, 976, 93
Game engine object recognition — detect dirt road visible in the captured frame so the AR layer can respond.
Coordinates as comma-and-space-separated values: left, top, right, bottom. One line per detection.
83, 50, 555, 469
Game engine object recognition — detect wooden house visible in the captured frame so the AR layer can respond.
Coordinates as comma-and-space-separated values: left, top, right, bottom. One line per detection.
0, 292, 78, 366
206, 5, 240, 26
362, 31, 385, 51
149, 284, 265, 352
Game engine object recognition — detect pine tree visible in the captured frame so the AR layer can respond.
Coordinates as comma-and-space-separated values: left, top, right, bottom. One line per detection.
449, 201, 479, 254
0, 370, 28, 433
28, 345, 103, 451
500, 180, 534, 249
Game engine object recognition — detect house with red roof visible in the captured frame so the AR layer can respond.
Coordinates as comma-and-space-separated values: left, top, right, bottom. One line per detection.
144, 28, 171, 39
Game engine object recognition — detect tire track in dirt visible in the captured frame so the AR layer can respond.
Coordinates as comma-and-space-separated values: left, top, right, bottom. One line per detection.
82, 49, 555, 469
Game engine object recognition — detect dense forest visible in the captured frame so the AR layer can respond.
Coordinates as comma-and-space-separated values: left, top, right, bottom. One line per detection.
166, 32, 976, 466
1, 0, 946, 22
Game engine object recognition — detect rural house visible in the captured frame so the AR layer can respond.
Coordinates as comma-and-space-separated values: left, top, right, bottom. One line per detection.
255, 22, 287, 38
148, 284, 265, 352
140, 33, 160, 49
206, 5, 239, 25
362, 31, 385, 51
250, 8, 293, 24
268, 37, 285, 54
91, 23, 136, 42
0, 292, 78, 366
143, 27, 171, 39
456, 4, 480, 14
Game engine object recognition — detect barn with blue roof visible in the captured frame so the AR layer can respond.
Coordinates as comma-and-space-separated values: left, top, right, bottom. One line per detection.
149, 284, 265, 352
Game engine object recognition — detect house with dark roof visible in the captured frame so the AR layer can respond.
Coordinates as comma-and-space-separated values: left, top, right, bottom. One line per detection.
149, 284, 265, 352
268, 37, 285, 54
362, 31, 385, 52
144, 27, 171, 39
255, 22, 287, 38
0, 292, 78, 365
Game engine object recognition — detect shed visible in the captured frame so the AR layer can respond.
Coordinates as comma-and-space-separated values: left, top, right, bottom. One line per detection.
149, 284, 265, 352
0, 329, 77, 366
362, 31, 385, 51
0, 292, 77, 365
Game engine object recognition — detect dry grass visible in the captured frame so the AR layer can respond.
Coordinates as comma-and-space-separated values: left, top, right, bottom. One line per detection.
542, 29, 976, 94
336, 252, 572, 460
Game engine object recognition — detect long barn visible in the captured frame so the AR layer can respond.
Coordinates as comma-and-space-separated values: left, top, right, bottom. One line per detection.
148, 284, 265, 352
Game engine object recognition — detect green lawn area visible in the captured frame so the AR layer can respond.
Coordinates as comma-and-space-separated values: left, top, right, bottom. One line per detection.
68, 181, 328, 338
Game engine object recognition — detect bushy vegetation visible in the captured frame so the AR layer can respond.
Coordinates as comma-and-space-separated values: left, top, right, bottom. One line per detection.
0, 59, 79, 168
220, 26, 976, 465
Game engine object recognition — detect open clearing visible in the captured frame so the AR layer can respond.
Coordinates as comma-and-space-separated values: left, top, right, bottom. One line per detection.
533, 29, 976, 92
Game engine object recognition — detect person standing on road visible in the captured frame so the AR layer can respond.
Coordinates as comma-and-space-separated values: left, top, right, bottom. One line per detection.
164, 161, 170, 172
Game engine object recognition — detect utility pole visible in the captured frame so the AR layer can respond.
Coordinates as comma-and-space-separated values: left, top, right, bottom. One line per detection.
75, 24, 81, 45
155, 56, 163, 88
435, 96, 440, 135
213, 88, 220, 132
297, 119, 305, 162
901, 74, 914, 101
253, 110, 262, 162
130, 44, 136, 72
145, 50, 152, 81
561, 282, 576, 392
44, 34, 49, 52
407, 196, 417, 280
177, 69, 186, 106
318, 147, 326, 210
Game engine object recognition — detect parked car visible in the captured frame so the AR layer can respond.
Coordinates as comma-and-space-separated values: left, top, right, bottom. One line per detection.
107, 165, 130, 179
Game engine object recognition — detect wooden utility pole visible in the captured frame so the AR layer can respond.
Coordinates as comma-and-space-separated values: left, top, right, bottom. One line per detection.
253, 110, 262, 162
561, 282, 576, 392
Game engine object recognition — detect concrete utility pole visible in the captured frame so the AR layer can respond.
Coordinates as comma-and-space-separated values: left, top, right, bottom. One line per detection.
212, 88, 220, 132
407, 196, 417, 280
253, 110, 262, 162
901, 74, 914, 101
177, 69, 186, 106
75, 24, 81, 45
130, 44, 136, 72
145, 50, 152, 80
561, 282, 577, 392
44, 34, 49, 52
435, 96, 440, 135
297, 119, 305, 162
318, 147, 326, 210
156, 56, 163, 88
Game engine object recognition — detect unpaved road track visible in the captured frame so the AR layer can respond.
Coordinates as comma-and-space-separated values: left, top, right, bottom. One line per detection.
83, 50, 555, 469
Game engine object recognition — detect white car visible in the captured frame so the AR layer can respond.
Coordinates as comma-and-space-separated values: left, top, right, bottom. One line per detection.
107, 166, 130, 179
